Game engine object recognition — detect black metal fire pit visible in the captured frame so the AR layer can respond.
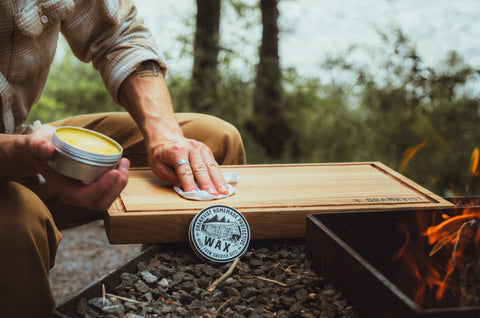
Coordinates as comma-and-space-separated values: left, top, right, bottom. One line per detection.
306, 200, 480, 318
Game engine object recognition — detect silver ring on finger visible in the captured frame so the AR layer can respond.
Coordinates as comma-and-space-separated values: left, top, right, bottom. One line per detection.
174, 159, 190, 169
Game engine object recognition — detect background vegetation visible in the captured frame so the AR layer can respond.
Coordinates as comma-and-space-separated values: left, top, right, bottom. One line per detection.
27, 2, 480, 197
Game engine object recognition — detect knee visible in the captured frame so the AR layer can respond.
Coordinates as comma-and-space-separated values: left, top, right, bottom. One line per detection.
182, 114, 246, 165
0, 182, 60, 267
0, 183, 60, 317
216, 120, 246, 165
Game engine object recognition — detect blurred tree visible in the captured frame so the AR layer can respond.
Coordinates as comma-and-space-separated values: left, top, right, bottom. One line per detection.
324, 28, 480, 196
189, 0, 221, 112
246, 0, 294, 158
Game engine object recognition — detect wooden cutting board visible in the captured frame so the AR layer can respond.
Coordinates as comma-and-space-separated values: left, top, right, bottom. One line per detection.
105, 162, 452, 244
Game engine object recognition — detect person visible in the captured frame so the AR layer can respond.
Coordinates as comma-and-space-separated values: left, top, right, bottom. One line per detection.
0, 0, 246, 316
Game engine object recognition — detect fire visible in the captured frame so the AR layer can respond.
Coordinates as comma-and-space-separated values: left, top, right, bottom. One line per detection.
395, 205, 480, 307
394, 147, 480, 307
399, 140, 427, 174
466, 147, 480, 192
469, 147, 479, 177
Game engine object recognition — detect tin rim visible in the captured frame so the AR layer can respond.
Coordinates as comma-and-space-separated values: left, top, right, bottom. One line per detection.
52, 126, 123, 165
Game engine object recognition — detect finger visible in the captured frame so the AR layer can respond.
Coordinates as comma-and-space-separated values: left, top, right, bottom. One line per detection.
188, 144, 217, 195
74, 158, 130, 210
150, 155, 179, 186
51, 158, 129, 210
90, 158, 130, 210
201, 147, 228, 194
174, 158, 197, 192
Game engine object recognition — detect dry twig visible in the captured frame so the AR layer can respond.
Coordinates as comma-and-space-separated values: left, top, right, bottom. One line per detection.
158, 297, 180, 306
102, 284, 106, 306
212, 297, 237, 317
207, 258, 240, 292
281, 267, 322, 280
104, 291, 149, 305
239, 275, 287, 287
452, 219, 478, 268
263, 308, 277, 316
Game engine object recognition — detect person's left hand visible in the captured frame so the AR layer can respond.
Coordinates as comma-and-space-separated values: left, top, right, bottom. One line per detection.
27, 125, 130, 211
147, 136, 228, 196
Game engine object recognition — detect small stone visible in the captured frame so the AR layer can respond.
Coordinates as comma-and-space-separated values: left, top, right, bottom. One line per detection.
120, 272, 138, 287
158, 277, 169, 288
161, 305, 173, 313
188, 299, 208, 310
295, 288, 310, 303
135, 280, 150, 293
288, 302, 303, 314
201, 265, 219, 277
172, 271, 185, 285
249, 259, 263, 268
140, 270, 158, 283
124, 301, 138, 312
144, 292, 153, 301
175, 307, 189, 316
242, 287, 260, 298
178, 290, 195, 303
137, 261, 148, 272
102, 304, 125, 316
88, 297, 109, 310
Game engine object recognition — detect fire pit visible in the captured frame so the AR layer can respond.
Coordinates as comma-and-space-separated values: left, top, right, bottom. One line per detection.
306, 198, 480, 318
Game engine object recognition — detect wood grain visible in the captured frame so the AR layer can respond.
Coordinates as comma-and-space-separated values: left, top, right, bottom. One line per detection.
105, 162, 452, 244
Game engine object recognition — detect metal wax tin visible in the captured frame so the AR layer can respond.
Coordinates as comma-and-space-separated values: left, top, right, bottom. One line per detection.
188, 205, 251, 263
48, 126, 123, 182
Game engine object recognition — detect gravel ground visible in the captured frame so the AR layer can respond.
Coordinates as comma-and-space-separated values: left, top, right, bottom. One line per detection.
50, 222, 358, 318
50, 221, 142, 304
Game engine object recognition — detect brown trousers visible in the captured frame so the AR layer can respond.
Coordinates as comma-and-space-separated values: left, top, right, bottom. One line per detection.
0, 112, 246, 318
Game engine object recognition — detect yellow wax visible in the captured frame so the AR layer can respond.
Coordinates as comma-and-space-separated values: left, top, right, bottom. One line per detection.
56, 128, 120, 155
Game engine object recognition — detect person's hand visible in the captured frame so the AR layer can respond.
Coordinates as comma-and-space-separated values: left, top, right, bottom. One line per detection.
27, 125, 130, 211
148, 137, 228, 195
118, 60, 228, 196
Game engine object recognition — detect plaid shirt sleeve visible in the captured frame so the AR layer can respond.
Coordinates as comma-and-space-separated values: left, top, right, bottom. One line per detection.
61, 0, 167, 104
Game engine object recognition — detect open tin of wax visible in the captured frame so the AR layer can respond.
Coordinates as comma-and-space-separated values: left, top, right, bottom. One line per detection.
48, 126, 123, 182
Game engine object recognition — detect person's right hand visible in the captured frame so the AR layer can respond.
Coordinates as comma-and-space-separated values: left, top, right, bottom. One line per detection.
26, 125, 130, 211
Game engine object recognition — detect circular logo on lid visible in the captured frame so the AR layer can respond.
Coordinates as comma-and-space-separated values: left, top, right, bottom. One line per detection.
189, 205, 250, 263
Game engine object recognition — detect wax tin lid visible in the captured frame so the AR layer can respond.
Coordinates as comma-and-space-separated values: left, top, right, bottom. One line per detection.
189, 205, 251, 263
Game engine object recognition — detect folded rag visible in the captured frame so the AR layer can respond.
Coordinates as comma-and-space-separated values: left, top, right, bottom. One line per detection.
174, 172, 239, 200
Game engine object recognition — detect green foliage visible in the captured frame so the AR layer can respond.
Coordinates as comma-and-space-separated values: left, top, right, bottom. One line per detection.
321, 29, 480, 196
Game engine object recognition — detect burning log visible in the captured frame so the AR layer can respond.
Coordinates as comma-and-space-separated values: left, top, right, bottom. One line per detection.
452, 219, 478, 269
447, 219, 480, 307
423, 213, 480, 307
392, 198, 480, 309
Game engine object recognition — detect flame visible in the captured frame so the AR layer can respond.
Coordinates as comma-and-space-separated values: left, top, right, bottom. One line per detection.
399, 140, 427, 173
395, 205, 480, 306
466, 147, 480, 192
469, 147, 479, 177
394, 147, 480, 306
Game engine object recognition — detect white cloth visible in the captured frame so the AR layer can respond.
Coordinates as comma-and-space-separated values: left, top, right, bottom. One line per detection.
174, 172, 239, 200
